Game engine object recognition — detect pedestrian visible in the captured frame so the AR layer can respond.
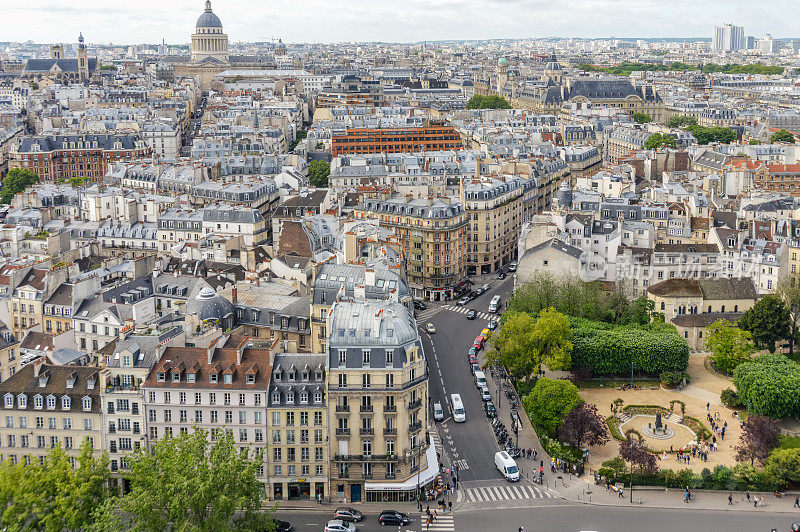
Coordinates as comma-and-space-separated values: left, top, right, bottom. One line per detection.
746, 490, 750, 503
417, 499, 422, 511
519, 527, 524, 532
449, 500, 452, 512
794, 496, 800, 509
426, 504, 430, 516
684, 491, 689, 503
707, 402, 710, 411
619, 488, 624, 498
728, 493, 733, 505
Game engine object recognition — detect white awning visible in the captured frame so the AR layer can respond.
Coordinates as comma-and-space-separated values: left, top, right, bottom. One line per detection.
365, 435, 438, 491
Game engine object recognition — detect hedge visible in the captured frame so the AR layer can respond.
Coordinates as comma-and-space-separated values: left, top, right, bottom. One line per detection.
601, 465, 778, 492
570, 319, 689, 376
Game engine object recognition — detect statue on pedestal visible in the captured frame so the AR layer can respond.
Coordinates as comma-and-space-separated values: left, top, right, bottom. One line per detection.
655, 412, 663, 432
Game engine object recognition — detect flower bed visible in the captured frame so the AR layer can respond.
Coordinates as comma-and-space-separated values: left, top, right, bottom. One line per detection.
605, 405, 712, 449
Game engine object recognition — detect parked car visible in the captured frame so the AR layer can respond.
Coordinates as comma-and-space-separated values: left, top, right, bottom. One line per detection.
457, 296, 470, 306
484, 401, 497, 418
480, 386, 491, 401
466, 309, 477, 320
468, 291, 478, 300
471, 363, 481, 374
487, 319, 499, 330
468, 354, 478, 365
413, 300, 427, 310
325, 520, 356, 532
274, 520, 292, 532
473, 335, 485, 349
482, 283, 491, 292
508, 261, 518, 272
468, 346, 477, 356
498, 271, 506, 280
426, 323, 436, 334
475, 287, 485, 296
481, 328, 491, 337
378, 510, 410, 526
333, 508, 363, 522
433, 402, 444, 421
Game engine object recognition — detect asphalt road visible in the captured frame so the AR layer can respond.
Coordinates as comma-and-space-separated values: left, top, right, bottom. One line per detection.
271, 508, 418, 532
419, 275, 516, 483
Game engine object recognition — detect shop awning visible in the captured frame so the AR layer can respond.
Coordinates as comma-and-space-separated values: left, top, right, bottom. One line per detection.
365, 435, 438, 491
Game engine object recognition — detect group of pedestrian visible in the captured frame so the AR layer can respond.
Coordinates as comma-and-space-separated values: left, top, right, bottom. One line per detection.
521, 448, 536, 460
684, 487, 692, 503
707, 412, 727, 441
676, 450, 691, 465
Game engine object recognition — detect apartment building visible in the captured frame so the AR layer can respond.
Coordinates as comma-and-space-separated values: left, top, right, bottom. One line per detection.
461, 176, 530, 275
605, 127, 652, 164
10, 134, 151, 182
327, 300, 432, 503
353, 195, 468, 301
0, 326, 20, 383
0, 362, 102, 465
754, 164, 800, 196
331, 123, 462, 157
266, 352, 327, 501
9, 266, 70, 338
142, 336, 272, 488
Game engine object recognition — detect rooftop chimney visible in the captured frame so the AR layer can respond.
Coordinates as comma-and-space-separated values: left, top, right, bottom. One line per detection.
232, 286, 238, 306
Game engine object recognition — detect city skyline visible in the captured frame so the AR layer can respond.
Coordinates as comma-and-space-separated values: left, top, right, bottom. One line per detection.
3, 0, 797, 45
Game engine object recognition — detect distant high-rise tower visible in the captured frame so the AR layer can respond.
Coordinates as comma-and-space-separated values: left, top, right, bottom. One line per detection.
77, 33, 89, 81
712, 24, 745, 51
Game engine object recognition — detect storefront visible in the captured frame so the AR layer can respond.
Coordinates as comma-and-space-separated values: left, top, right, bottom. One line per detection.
364, 435, 439, 503
288, 481, 311, 500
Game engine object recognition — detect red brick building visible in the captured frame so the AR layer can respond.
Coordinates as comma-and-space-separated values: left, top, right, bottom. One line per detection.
331, 123, 463, 157
754, 163, 800, 195
9, 134, 150, 181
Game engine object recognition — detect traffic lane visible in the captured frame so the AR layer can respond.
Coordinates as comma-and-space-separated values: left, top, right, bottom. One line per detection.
271, 509, 417, 532
454, 504, 791, 532
427, 309, 503, 482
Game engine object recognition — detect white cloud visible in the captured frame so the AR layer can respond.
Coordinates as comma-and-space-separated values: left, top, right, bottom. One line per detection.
2, 0, 796, 44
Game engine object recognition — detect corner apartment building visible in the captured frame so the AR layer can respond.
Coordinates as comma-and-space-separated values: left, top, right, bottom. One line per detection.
0, 326, 20, 383
0, 362, 102, 465
461, 175, 532, 275
266, 352, 328, 501
331, 123, 463, 157
326, 300, 433, 503
10, 134, 151, 182
353, 196, 468, 301
142, 336, 272, 490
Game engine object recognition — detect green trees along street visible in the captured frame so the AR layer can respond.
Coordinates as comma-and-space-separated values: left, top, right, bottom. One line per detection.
1, 168, 39, 204
523, 377, 582, 437
644, 133, 677, 150
705, 319, 756, 374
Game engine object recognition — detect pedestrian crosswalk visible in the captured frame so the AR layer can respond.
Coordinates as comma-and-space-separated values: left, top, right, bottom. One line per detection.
419, 512, 455, 531
430, 428, 443, 457
442, 305, 494, 321
416, 307, 442, 322
460, 483, 555, 503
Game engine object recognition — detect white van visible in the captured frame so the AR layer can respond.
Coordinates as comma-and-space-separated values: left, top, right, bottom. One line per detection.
451, 394, 466, 423
489, 295, 501, 313
474, 370, 487, 389
495, 451, 520, 482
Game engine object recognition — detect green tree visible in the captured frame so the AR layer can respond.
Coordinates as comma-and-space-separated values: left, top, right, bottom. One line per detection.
764, 448, 800, 487
485, 308, 572, 380
770, 129, 796, 144
666, 115, 697, 128
632, 113, 652, 124
0, 440, 110, 531
749, 139, 762, 145
523, 377, 583, 436
738, 295, 791, 353
307, 160, 330, 188
1, 168, 39, 204
686, 125, 737, 145
776, 276, 800, 356
644, 133, 677, 150
466, 95, 511, 110
705, 319, 756, 374
734, 353, 800, 418
99, 429, 271, 532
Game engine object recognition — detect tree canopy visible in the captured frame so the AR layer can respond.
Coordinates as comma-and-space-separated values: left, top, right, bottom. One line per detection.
737, 295, 791, 353
557, 403, 609, 449
1, 168, 39, 204
523, 377, 583, 437
764, 448, 800, 487
686, 125, 737, 145
666, 115, 697, 128
770, 129, 796, 144
466, 95, 512, 110
734, 353, 800, 418
777, 277, 800, 356
576, 61, 782, 77
644, 133, 677, 150
705, 319, 756, 374
632, 113, 652, 124
307, 160, 330, 188
96, 429, 271, 532
0, 440, 110, 531
735, 415, 780, 466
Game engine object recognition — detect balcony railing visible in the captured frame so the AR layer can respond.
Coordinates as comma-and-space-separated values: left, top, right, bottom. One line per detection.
334, 454, 398, 462
384, 405, 397, 413
335, 405, 350, 412
335, 428, 350, 436
409, 399, 422, 410
383, 427, 397, 435
409, 421, 422, 432
359, 405, 373, 413
359, 427, 374, 436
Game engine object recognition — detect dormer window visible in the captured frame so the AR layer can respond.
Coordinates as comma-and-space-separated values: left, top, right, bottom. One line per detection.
302, 372, 309, 381
86, 377, 95, 390
246, 374, 255, 384
314, 391, 323, 404
288, 371, 296, 382
82, 397, 92, 412
172, 372, 180, 383
273, 371, 281, 382
38, 374, 49, 387
315, 371, 323, 381
223, 374, 232, 384
299, 391, 308, 404
272, 390, 280, 404
3, 394, 12, 408
210, 373, 218, 383
157, 372, 165, 382
17, 395, 26, 409
66, 376, 76, 389
187, 373, 196, 383
34, 395, 43, 409
61, 396, 71, 410
286, 391, 294, 405
46, 395, 56, 410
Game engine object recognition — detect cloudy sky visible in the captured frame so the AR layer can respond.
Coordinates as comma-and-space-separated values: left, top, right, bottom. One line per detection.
4, 0, 796, 45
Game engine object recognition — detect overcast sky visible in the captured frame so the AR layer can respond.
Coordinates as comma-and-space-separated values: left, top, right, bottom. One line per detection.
4, 0, 796, 45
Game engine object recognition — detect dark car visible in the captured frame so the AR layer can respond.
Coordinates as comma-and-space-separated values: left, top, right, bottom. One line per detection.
378, 510, 410, 526
498, 271, 506, 280
485, 401, 497, 418
468, 291, 478, 300
334, 507, 363, 522
414, 300, 427, 311
275, 520, 292, 532
466, 309, 477, 320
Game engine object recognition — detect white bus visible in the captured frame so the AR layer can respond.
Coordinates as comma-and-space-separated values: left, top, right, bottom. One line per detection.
451, 393, 466, 423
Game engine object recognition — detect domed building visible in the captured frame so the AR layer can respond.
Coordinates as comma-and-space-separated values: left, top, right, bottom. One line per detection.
185, 286, 235, 332
191, 1, 229, 64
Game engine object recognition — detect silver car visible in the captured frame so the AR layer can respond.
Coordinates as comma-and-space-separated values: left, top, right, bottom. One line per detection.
480, 386, 491, 401
433, 402, 445, 421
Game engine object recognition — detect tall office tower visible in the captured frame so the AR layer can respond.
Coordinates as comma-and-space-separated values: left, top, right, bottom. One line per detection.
712, 24, 745, 51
